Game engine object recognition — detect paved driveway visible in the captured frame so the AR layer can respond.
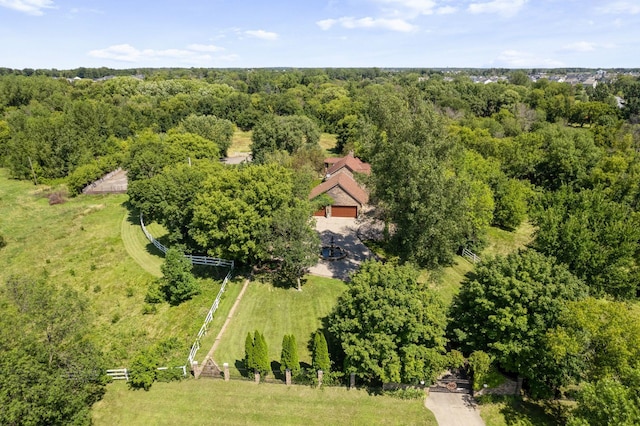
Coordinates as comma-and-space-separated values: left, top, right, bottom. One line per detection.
308, 217, 374, 281
425, 392, 485, 426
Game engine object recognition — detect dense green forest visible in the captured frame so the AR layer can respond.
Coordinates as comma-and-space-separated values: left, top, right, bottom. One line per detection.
1, 68, 640, 425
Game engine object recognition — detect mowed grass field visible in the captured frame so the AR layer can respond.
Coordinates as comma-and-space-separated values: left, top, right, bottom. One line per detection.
213, 275, 347, 374
92, 380, 437, 426
0, 169, 239, 366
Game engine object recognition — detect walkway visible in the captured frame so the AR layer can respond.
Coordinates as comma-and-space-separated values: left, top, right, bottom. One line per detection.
202, 277, 251, 364
308, 217, 374, 281
425, 392, 485, 426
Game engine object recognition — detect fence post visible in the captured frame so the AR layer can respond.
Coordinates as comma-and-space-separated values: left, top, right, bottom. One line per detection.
317, 370, 323, 387
223, 363, 230, 382
254, 371, 260, 384
285, 369, 292, 386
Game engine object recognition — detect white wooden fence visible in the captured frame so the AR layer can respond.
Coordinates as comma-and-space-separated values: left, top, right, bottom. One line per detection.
106, 366, 187, 381
187, 268, 233, 366
138, 213, 236, 369
139, 213, 234, 269
462, 248, 481, 264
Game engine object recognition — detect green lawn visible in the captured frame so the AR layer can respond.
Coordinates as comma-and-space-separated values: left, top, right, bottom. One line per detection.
478, 395, 561, 426
92, 380, 437, 426
213, 275, 347, 374
0, 169, 234, 366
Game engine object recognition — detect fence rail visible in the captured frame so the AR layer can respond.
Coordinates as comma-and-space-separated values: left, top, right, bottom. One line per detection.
106, 366, 187, 381
188, 268, 233, 365
462, 248, 481, 264
139, 213, 234, 268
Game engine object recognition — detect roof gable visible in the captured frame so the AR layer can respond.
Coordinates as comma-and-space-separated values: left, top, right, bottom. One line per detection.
325, 153, 371, 176
309, 173, 369, 205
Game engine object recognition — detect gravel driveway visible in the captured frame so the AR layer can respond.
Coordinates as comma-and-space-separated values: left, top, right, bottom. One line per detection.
308, 217, 374, 281
425, 392, 485, 426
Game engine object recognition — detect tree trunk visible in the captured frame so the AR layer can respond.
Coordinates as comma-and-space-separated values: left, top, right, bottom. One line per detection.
297, 277, 301, 291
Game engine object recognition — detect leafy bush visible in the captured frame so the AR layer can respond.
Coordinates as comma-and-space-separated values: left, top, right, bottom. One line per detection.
144, 281, 164, 304
128, 349, 159, 391
384, 388, 426, 400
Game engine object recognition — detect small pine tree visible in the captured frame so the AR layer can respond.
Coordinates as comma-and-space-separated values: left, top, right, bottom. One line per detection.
280, 334, 291, 373
160, 247, 199, 305
280, 334, 300, 375
253, 331, 270, 376
244, 332, 255, 373
312, 331, 331, 372
288, 334, 300, 375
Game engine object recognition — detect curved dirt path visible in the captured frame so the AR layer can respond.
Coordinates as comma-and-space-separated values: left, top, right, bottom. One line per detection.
202, 276, 251, 364
425, 392, 485, 426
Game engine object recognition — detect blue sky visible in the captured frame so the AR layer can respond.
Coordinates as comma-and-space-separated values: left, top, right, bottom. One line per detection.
1, 0, 639, 69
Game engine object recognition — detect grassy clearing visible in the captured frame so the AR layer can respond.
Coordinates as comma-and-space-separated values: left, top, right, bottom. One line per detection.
229, 129, 253, 154
92, 380, 436, 426
478, 395, 561, 426
213, 275, 347, 374
320, 132, 338, 153
228, 129, 338, 156
422, 223, 535, 305
0, 169, 234, 366
482, 222, 535, 258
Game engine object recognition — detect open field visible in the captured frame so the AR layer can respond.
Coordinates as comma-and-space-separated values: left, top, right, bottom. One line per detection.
212, 275, 347, 374
0, 169, 238, 366
229, 129, 338, 156
92, 380, 437, 426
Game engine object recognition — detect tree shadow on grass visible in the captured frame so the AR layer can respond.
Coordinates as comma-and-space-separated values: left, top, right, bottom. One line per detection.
479, 395, 565, 426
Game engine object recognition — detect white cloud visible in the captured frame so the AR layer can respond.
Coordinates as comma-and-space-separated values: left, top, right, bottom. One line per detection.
494, 49, 563, 67
376, 0, 437, 16
88, 44, 216, 64
245, 29, 279, 41
187, 44, 225, 52
597, 1, 640, 15
317, 16, 416, 32
561, 41, 596, 52
436, 6, 457, 14
468, 0, 528, 17
0, 0, 55, 16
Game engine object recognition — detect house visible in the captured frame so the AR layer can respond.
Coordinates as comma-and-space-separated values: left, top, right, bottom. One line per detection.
310, 153, 371, 218
323, 152, 371, 179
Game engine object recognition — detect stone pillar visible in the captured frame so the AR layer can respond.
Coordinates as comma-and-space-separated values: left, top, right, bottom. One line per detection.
254, 371, 260, 384
223, 363, 230, 382
350, 372, 356, 389
317, 370, 323, 387
285, 369, 292, 386
192, 361, 200, 379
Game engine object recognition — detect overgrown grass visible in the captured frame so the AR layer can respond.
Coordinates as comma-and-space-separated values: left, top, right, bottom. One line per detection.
0, 169, 236, 366
230, 129, 253, 154
92, 380, 437, 426
477, 395, 563, 426
212, 275, 347, 375
320, 132, 338, 153
482, 222, 535, 258
228, 129, 338, 156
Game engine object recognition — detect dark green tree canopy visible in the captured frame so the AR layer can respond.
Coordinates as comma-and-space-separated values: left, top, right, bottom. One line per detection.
328, 261, 448, 385
449, 250, 588, 397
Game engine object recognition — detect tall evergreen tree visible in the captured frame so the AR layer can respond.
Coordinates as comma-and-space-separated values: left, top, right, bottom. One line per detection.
312, 331, 331, 372
280, 334, 300, 374
253, 331, 270, 376
244, 332, 255, 373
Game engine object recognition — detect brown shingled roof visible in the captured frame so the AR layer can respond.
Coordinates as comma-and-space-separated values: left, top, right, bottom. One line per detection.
325, 153, 371, 176
309, 173, 369, 205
